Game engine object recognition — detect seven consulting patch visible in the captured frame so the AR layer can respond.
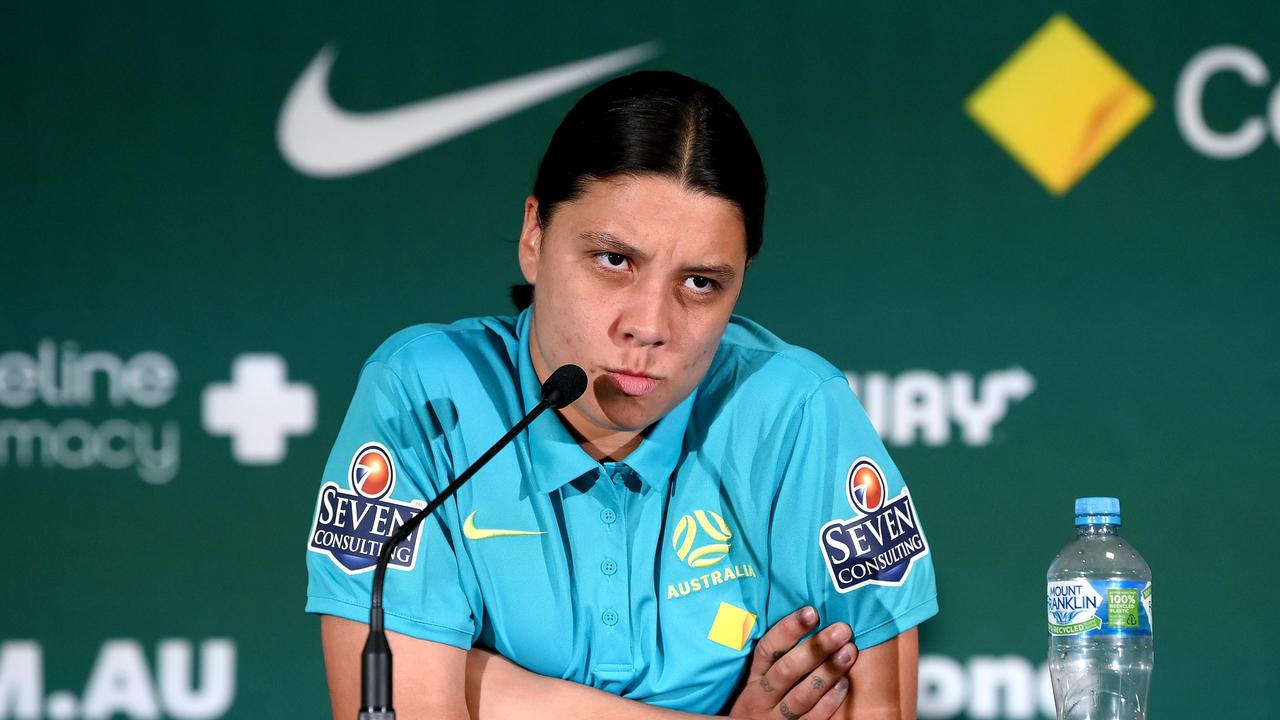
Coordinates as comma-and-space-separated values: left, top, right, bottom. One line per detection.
308, 441, 426, 574
819, 457, 929, 593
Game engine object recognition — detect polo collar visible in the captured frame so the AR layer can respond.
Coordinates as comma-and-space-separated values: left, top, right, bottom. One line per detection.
516, 307, 696, 496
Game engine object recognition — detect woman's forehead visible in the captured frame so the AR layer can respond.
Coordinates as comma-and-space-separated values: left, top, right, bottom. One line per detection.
556, 176, 748, 263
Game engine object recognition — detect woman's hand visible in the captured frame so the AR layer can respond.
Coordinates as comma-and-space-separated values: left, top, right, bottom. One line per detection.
726, 607, 857, 720
459, 606, 862, 720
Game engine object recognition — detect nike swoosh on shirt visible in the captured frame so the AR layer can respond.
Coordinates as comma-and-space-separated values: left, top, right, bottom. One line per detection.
462, 511, 547, 540
277, 42, 660, 178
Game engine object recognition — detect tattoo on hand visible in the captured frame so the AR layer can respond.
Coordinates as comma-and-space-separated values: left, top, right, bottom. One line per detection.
760, 675, 775, 693
779, 701, 799, 720
810, 675, 826, 691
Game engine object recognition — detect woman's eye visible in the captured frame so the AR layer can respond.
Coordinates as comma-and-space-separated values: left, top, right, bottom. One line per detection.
596, 252, 629, 270
684, 276, 717, 294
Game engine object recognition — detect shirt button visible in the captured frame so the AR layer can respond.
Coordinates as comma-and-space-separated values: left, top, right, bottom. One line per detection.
600, 559, 618, 576
601, 609, 619, 626
600, 508, 617, 524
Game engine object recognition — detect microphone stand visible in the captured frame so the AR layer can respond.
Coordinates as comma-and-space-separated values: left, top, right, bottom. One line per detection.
359, 365, 586, 720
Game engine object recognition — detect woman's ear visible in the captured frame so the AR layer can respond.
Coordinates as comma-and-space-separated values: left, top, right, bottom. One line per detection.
518, 196, 542, 284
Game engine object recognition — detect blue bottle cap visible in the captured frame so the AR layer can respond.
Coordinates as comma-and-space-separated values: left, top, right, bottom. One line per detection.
1074, 496, 1121, 526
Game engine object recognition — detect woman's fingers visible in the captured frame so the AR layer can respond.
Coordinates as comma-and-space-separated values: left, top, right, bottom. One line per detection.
797, 675, 851, 720
774, 641, 856, 719
749, 606, 819, 679
760, 622, 852, 701
729, 612, 862, 720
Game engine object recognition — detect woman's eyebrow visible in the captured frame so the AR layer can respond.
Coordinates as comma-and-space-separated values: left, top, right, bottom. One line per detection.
580, 230, 648, 260
684, 262, 737, 283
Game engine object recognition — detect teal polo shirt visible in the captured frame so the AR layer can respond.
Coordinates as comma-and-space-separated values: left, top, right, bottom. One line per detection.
305, 308, 937, 713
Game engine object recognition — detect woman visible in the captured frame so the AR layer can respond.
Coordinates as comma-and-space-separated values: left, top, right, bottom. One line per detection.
307, 70, 937, 719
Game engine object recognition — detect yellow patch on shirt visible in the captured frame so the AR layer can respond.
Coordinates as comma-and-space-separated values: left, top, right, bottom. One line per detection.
707, 602, 757, 651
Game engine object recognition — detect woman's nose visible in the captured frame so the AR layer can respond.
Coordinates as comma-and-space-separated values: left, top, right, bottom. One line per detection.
617, 283, 669, 348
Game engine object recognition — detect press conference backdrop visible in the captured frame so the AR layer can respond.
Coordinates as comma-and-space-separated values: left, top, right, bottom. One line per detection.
3, 2, 1278, 718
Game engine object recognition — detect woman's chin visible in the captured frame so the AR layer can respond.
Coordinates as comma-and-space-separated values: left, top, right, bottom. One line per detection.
595, 394, 673, 432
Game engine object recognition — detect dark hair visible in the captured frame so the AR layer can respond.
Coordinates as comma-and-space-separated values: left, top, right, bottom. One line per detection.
512, 70, 767, 311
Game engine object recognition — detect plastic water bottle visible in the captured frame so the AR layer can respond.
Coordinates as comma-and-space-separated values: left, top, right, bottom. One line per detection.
1047, 497, 1153, 719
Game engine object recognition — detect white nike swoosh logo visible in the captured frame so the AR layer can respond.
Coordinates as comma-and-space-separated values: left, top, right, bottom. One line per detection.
277, 42, 660, 178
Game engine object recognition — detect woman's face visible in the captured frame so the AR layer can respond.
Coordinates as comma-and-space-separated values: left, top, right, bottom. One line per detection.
518, 174, 748, 446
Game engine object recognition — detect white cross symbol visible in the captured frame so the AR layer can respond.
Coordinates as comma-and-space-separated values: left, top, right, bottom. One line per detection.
202, 354, 316, 464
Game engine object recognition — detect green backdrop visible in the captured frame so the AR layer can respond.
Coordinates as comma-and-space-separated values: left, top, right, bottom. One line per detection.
4, 3, 1278, 718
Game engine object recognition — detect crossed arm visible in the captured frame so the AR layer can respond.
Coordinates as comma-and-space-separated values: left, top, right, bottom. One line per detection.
321, 612, 918, 720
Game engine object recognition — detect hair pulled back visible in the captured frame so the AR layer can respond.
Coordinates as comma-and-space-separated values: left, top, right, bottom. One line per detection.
512, 70, 767, 310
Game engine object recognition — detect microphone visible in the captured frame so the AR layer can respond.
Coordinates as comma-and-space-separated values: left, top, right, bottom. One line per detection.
359, 363, 588, 720
541, 363, 588, 409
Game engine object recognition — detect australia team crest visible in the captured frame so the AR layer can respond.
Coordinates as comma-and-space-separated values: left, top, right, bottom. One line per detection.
308, 442, 426, 574
819, 457, 929, 593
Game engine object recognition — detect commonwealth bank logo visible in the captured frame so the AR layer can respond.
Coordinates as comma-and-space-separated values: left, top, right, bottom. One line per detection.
965, 13, 1154, 196
672, 510, 733, 568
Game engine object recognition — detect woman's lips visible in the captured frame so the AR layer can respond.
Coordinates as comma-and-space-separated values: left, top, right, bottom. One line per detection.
605, 371, 659, 397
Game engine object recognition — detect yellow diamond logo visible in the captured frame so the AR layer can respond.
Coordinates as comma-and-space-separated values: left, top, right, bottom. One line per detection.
707, 602, 757, 651
965, 13, 1154, 195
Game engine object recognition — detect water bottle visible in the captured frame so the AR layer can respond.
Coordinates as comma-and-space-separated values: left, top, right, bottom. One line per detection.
1047, 497, 1153, 719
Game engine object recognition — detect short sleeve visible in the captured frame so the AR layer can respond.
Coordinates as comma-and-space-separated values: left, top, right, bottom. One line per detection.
767, 375, 938, 650
305, 360, 481, 649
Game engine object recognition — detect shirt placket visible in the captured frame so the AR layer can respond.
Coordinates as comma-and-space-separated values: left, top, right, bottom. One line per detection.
589, 462, 635, 686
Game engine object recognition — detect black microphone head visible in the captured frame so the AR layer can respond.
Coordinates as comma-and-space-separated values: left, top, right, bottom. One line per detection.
541, 364, 588, 409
